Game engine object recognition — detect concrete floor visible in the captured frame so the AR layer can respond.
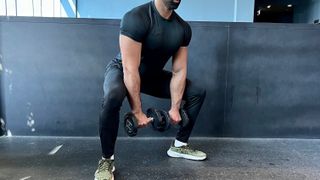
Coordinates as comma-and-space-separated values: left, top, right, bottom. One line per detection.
0, 137, 320, 180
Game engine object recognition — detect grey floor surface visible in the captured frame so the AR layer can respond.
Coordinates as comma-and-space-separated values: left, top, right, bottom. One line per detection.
0, 136, 320, 180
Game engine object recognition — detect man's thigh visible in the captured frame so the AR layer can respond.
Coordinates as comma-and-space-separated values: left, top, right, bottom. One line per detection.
103, 62, 126, 99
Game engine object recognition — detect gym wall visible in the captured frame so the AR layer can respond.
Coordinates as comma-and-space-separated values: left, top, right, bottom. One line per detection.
0, 16, 320, 138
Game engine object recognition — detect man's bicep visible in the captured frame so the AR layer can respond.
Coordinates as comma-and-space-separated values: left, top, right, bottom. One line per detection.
172, 47, 188, 73
120, 34, 142, 71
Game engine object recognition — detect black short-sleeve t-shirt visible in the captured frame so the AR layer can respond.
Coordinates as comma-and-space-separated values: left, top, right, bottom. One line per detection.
116, 1, 192, 76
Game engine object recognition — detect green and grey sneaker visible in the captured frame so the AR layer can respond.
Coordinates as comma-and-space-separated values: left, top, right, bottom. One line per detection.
94, 158, 115, 180
167, 142, 207, 161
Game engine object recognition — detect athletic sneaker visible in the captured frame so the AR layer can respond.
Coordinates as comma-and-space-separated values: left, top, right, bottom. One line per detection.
167, 142, 207, 161
94, 158, 115, 180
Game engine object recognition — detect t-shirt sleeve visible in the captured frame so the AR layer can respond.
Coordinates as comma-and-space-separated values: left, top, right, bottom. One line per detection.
120, 11, 149, 43
181, 23, 192, 47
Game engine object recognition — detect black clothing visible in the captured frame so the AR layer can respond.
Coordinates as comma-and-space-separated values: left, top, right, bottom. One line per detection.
116, 1, 192, 75
100, 60, 206, 158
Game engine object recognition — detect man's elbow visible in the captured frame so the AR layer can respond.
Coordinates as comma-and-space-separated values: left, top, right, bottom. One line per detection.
123, 65, 139, 77
172, 68, 186, 77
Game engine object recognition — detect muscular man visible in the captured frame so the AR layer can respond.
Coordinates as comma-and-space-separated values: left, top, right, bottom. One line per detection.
94, 0, 207, 179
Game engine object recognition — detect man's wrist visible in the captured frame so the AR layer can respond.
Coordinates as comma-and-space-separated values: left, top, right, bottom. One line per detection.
132, 108, 143, 115
170, 106, 180, 111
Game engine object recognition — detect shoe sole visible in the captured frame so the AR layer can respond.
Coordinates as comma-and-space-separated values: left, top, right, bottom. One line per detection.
167, 149, 206, 161
94, 166, 115, 180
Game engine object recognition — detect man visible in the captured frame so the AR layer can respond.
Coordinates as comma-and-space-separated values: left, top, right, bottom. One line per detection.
95, 0, 207, 179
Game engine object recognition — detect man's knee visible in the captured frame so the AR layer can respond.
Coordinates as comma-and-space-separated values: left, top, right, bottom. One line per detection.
197, 87, 206, 100
193, 87, 206, 105
184, 80, 206, 100
102, 84, 126, 108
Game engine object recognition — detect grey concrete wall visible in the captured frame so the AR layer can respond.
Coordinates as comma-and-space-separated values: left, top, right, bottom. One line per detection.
225, 24, 320, 138
0, 17, 320, 137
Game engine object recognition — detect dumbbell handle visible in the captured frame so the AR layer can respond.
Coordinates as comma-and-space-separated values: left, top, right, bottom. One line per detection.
124, 108, 188, 137
127, 112, 154, 126
149, 108, 189, 128
132, 109, 186, 124
169, 109, 189, 128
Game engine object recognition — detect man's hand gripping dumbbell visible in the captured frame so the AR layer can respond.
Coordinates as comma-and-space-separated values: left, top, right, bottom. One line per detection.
124, 108, 189, 137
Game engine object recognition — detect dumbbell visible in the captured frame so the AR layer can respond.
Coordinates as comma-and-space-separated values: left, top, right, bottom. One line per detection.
158, 108, 189, 129
124, 108, 170, 137
124, 108, 189, 137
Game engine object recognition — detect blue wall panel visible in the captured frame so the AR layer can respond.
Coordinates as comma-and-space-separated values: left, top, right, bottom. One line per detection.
77, 0, 254, 22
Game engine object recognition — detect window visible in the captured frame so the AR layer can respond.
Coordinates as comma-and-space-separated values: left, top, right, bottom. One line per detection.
0, 0, 76, 18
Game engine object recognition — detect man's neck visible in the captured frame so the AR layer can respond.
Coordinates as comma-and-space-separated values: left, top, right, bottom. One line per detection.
154, 0, 173, 20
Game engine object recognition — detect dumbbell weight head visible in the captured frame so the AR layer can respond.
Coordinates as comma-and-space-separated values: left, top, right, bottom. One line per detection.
147, 108, 170, 132
179, 109, 189, 128
124, 112, 139, 137
158, 110, 171, 131
170, 109, 190, 129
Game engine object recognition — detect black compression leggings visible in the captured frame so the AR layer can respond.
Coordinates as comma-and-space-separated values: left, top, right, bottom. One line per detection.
99, 60, 206, 158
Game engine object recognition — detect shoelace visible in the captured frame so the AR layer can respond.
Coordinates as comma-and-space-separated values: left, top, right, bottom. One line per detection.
180, 145, 197, 153
97, 159, 112, 173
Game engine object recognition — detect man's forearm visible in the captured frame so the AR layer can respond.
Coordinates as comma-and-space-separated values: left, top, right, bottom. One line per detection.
124, 70, 142, 113
170, 70, 187, 110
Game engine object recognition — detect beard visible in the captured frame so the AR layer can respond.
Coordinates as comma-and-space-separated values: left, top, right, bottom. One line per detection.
163, 0, 181, 10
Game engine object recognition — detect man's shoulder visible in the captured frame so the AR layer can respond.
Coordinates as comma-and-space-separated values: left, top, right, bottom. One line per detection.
125, 1, 151, 18
120, 2, 152, 42
173, 12, 191, 30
